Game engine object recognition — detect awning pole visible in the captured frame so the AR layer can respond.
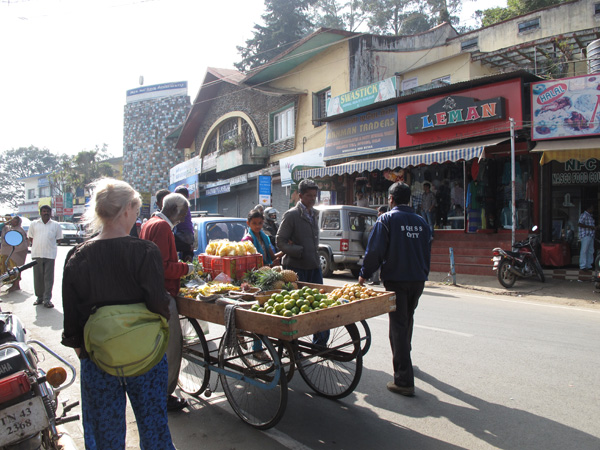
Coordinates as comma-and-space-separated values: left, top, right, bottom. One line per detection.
510, 117, 516, 247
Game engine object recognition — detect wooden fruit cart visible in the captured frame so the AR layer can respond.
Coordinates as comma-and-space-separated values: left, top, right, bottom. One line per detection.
176, 282, 396, 430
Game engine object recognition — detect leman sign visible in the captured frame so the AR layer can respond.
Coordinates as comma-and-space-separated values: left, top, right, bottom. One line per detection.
406, 96, 505, 134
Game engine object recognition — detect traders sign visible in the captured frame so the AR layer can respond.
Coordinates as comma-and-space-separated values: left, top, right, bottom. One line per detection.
324, 106, 397, 160
406, 95, 505, 134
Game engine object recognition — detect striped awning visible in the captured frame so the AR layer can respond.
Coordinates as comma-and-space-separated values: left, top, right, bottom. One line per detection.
297, 138, 508, 179
531, 138, 600, 164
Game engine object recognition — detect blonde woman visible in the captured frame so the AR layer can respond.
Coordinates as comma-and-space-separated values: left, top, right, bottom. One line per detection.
62, 178, 175, 450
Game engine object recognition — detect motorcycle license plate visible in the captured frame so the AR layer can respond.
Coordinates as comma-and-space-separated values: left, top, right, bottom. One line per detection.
0, 396, 49, 446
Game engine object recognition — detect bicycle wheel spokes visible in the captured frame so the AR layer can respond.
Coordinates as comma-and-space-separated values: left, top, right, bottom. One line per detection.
218, 331, 287, 429
296, 324, 362, 399
178, 317, 210, 396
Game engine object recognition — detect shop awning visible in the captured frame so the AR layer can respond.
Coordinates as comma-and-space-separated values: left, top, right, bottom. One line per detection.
531, 138, 600, 164
297, 138, 508, 179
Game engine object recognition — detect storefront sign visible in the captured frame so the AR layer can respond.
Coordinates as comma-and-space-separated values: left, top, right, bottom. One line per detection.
126, 81, 187, 104
206, 184, 230, 197
258, 175, 272, 206
397, 78, 522, 148
170, 157, 202, 185
64, 192, 73, 209
324, 106, 397, 161
228, 174, 248, 186
532, 73, 600, 140
54, 196, 63, 215
551, 158, 600, 185
38, 177, 49, 187
169, 175, 199, 200
406, 96, 505, 134
279, 147, 325, 186
327, 77, 397, 116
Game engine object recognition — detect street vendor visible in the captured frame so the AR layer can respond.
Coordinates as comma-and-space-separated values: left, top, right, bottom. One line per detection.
242, 209, 282, 267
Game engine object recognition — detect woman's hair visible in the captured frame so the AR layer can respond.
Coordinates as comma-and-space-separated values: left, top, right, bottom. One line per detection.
247, 209, 264, 222
83, 178, 141, 234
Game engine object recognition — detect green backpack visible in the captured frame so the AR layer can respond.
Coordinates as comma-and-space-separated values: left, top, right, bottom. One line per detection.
84, 303, 169, 377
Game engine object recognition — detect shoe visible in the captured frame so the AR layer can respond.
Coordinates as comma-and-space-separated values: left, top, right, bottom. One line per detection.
253, 350, 271, 361
386, 381, 415, 397
33, 298, 43, 306
167, 395, 188, 412
43, 302, 54, 308
368, 281, 380, 286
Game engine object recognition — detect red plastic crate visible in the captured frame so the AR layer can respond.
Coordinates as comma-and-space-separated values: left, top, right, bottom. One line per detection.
199, 254, 263, 280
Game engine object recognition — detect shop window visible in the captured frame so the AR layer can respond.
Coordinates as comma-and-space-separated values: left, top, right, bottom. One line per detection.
271, 104, 295, 143
312, 88, 331, 127
461, 38, 478, 51
401, 77, 418, 92
518, 17, 540, 33
27, 189, 35, 200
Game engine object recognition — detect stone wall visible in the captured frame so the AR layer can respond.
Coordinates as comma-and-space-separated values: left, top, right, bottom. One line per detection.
123, 95, 190, 194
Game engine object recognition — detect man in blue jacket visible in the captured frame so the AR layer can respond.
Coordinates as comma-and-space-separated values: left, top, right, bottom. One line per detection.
359, 182, 431, 397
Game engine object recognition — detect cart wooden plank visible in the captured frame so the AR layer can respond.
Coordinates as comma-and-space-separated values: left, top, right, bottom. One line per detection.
176, 283, 396, 341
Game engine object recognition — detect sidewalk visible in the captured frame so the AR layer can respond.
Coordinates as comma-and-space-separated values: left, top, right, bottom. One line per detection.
426, 270, 600, 309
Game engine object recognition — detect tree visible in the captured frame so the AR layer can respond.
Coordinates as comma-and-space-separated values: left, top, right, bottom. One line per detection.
235, 0, 316, 73
309, 0, 368, 32
478, 0, 568, 27
0, 146, 67, 211
364, 0, 411, 36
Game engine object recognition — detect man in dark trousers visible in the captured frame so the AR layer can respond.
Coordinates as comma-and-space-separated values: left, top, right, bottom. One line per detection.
358, 182, 431, 397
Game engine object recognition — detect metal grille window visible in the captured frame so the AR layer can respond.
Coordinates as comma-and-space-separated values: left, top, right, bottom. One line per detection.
313, 89, 331, 126
240, 122, 257, 152
273, 106, 295, 142
518, 18, 540, 33
218, 118, 239, 151
461, 38, 478, 51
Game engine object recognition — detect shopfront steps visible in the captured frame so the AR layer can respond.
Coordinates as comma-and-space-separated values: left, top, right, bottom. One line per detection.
429, 231, 526, 276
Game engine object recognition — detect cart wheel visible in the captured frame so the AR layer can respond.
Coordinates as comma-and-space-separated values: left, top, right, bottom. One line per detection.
295, 324, 363, 399
178, 317, 210, 397
218, 331, 288, 430
358, 320, 371, 356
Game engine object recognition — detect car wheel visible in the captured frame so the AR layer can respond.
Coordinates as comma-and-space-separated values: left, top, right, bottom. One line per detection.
319, 250, 333, 277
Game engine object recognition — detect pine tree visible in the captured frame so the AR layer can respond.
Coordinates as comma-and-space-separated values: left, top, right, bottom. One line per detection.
235, 0, 316, 73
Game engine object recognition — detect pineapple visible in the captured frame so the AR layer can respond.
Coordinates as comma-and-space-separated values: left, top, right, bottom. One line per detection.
280, 269, 298, 283
271, 265, 283, 272
255, 269, 283, 291
273, 280, 286, 290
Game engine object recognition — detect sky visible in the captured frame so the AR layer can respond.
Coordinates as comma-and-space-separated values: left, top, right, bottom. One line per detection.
0, 0, 495, 159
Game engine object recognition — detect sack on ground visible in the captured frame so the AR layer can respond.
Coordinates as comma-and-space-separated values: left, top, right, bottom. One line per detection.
84, 303, 169, 377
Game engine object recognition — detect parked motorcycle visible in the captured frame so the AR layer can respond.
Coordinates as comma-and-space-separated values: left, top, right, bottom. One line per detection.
0, 230, 79, 449
492, 226, 546, 288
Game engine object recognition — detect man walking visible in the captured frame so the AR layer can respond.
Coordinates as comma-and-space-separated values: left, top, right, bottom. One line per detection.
578, 203, 598, 271
421, 182, 436, 232
358, 182, 431, 397
28, 205, 63, 308
140, 193, 194, 412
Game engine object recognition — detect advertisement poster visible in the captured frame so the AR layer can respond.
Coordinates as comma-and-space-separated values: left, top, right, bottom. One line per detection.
279, 147, 325, 186
324, 106, 397, 160
169, 175, 199, 200
532, 73, 600, 140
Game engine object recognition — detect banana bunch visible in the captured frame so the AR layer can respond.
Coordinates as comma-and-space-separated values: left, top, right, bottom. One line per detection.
197, 282, 240, 297
205, 239, 257, 257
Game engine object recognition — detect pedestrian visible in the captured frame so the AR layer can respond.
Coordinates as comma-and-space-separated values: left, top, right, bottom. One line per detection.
355, 191, 369, 207
368, 206, 388, 286
61, 178, 176, 449
140, 193, 194, 412
27, 205, 63, 308
263, 207, 280, 249
0, 216, 28, 292
254, 204, 265, 214
421, 182, 436, 232
242, 209, 282, 267
276, 179, 321, 283
173, 186, 195, 262
358, 182, 431, 397
277, 179, 327, 345
578, 203, 598, 271
155, 188, 171, 213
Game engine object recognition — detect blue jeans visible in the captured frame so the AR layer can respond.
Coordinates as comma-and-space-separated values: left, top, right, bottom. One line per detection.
81, 355, 175, 450
580, 235, 594, 269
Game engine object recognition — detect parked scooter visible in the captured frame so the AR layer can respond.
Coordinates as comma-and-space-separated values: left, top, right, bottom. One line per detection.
492, 226, 545, 288
0, 230, 79, 449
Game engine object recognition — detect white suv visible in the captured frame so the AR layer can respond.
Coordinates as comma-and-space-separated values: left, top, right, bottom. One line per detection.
58, 222, 83, 245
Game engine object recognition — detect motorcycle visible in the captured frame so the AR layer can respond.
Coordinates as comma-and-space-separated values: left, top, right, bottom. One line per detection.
0, 230, 79, 449
492, 226, 546, 288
